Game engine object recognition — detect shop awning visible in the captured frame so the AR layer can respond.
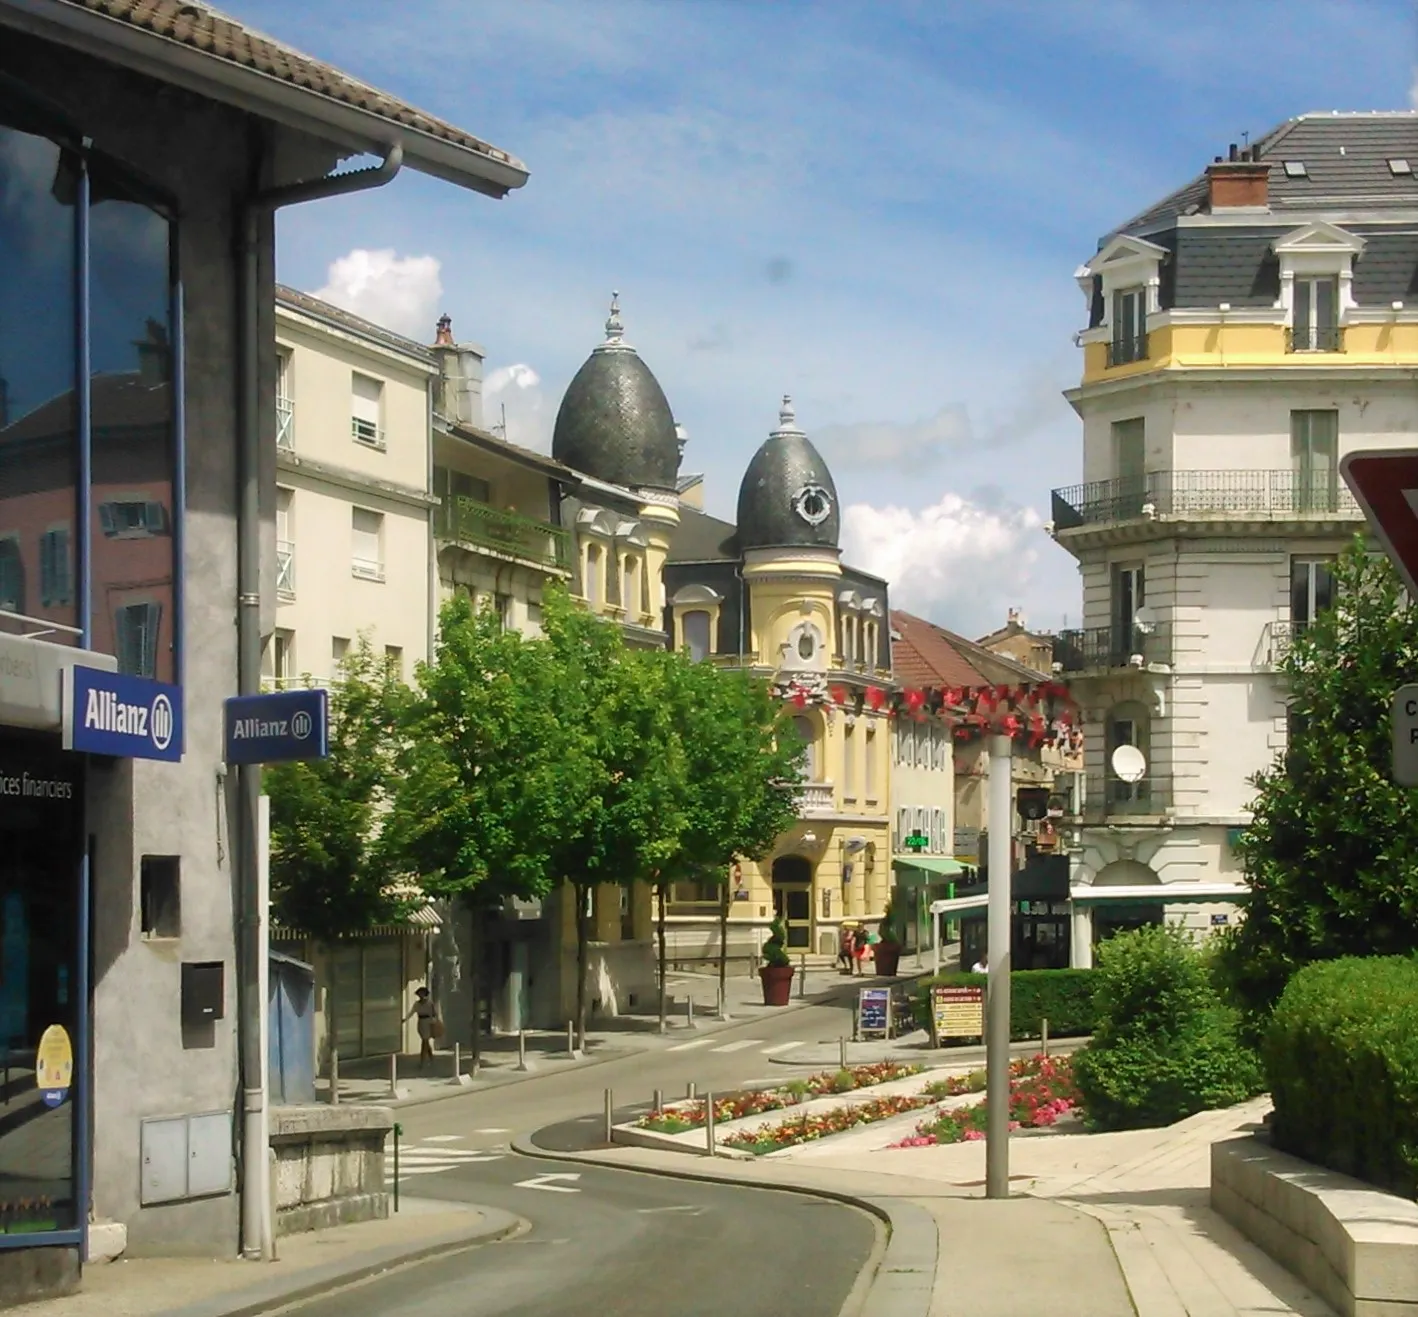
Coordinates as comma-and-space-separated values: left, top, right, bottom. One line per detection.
892, 856, 967, 885
1069, 883, 1250, 907
927, 893, 991, 917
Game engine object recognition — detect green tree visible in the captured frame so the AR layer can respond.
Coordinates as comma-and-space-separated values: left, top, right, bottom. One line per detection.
1224, 537, 1418, 1029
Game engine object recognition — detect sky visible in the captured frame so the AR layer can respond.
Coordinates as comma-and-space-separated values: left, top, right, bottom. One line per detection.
224, 0, 1418, 637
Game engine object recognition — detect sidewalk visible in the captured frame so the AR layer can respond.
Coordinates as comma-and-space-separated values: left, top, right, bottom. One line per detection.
13, 1199, 523, 1317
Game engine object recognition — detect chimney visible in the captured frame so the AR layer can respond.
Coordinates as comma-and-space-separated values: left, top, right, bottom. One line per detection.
1206, 143, 1269, 211
1007, 607, 1022, 627
430, 314, 484, 428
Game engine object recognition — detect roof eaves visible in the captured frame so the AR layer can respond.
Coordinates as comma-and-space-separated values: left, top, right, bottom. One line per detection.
276, 284, 437, 364
445, 421, 578, 481
3, 0, 529, 198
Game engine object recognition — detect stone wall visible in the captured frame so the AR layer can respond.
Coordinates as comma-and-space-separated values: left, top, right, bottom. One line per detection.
270, 1106, 392, 1237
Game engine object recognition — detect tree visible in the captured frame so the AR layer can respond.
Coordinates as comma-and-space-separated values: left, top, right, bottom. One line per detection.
265, 640, 414, 1076
1224, 536, 1418, 1028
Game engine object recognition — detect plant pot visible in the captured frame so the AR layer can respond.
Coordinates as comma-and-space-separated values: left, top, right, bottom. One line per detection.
873, 941, 903, 977
759, 964, 795, 1006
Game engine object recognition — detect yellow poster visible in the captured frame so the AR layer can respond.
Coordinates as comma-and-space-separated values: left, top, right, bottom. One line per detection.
36, 1025, 73, 1108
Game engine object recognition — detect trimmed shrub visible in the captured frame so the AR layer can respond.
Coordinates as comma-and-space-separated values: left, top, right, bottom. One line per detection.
1072, 925, 1263, 1131
1264, 956, 1418, 1196
910, 968, 1098, 1040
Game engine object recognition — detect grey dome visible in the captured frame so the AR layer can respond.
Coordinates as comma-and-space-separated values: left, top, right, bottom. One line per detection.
736, 397, 841, 551
551, 295, 680, 493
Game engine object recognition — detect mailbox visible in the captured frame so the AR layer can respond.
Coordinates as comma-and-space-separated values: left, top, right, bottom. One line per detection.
181, 961, 225, 1027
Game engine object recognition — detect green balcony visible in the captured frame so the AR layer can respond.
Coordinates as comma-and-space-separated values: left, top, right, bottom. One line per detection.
436, 496, 570, 571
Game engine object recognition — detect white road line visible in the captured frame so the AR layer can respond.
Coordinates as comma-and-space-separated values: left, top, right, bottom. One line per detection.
666, 1038, 712, 1052
476, 1128, 511, 1134
422, 1135, 464, 1143
760, 1041, 805, 1056
388, 1151, 503, 1162
514, 1173, 581, 1193
636, 1205, 706, 1215
710, 1039, 764, 1054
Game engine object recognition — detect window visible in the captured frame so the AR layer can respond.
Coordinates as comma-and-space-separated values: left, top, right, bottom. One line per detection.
1109, 286, 1147, 365
140, 856, 180, 939
351, 508, 384, 579
351, 372, 384, 447
527, 599, 543, 626
1112, 562, 1145, 660
797, 630, 817, 661
897, 808, 911, 850
682, 609, 712, 662
384, 645, 403, 679
0, 538, 23, 614
332, 636, 350, 671
584, 544, 601, 602
495, 593, 512, 629
276, 350, 294, 450
865, 726, 877, 800
265, 629, 294, 686
433, 466, 492, 507
843, 723, 856, 800
930, 723, 946, 771
932, 807, 947, 853
39, 528, 71, 608
99, 499, 167, 537
276, 488, 294, 599
793, 715, 818, 779
1291, 410, 1338, 512
1291, 277, 1339, 352
1113, 417, 1146, 516
863, 620, 877, 666
1291, 557, 1335, 629
915, 723, 929, 770
115, 602, 162, 677
622, 556, 638, 616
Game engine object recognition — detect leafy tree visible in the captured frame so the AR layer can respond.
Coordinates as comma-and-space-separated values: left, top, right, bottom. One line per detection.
1224, 537, 1418, 1029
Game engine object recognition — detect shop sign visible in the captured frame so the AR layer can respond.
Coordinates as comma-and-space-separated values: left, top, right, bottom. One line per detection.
35, 1025, 73, 1108
857, 987, 893, 1040
62, 665, 182, 762
930, 985, 985, 1045
224, 689, 329, 764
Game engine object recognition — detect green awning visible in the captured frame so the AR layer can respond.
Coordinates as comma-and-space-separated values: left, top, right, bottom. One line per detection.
892, 856, 967, 886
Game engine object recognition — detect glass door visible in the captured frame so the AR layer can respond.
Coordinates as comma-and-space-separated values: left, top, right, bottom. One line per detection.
772, 887, 812, 950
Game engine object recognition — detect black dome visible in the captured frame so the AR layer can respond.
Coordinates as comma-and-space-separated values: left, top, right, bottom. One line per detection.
736, 398, 841, 551
551, 296, 680, 493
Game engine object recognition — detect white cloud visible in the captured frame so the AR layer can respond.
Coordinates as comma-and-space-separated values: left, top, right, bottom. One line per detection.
842, 493, 1044, 635
484, 362, 552, 451
315, 249, 443, 341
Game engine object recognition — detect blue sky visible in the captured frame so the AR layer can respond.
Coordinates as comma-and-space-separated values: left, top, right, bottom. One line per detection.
226, 0, 1418, 636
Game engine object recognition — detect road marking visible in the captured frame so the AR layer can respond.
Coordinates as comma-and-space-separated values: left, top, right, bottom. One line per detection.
710, 1039, 764, 1053
636, 1205, 706, 1215
422, 1135, 464, 1143
514, 1173, 581, 1193
476, 1127, 511, 1134
760, 1041, 805, 1056
390, 1150, 503, 1162
666, 1038, 712, 1052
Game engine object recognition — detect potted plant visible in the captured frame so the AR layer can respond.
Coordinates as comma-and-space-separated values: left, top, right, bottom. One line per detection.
759, 917, 795, 1005
873, 892, 906, 978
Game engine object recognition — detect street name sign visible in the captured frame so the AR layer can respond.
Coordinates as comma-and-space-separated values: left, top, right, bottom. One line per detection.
62, 665, 183, 761
1393, 685, 1418, 786
224, 689, 329, 765
1340, 449, 1418, 596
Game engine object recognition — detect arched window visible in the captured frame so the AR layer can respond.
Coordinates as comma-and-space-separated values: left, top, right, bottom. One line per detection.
792, 714, 818, 779
682, 609, 712, 662
584, 544, 601, 602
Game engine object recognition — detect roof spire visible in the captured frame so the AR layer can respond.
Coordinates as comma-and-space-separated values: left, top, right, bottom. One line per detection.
604, 291, 623, 345
772, 394, 804, 436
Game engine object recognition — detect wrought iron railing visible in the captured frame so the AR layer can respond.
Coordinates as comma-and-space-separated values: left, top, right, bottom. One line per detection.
276, 539, 295, 598
1106, 334, 1149, 367
1051, 468, 1358, 530
1286, 325, 1344, 353
276, 397, 294, 451
1267, 618, 1311, 664
1076, 774, 1171, 819
435, 496, 571, 571
1054, 624, 1170, 672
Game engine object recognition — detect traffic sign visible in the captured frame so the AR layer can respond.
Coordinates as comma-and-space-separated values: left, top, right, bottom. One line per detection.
1340, 449, 1418, 595
1392, 684, 1418, 786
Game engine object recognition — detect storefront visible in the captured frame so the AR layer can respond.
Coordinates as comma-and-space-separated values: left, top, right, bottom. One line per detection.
958, 854, 1072, 971
890, 856, 967, 955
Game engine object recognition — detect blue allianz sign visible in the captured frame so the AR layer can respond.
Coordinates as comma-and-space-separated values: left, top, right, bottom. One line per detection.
62, 665, 183, 761
224, 689, 329, 764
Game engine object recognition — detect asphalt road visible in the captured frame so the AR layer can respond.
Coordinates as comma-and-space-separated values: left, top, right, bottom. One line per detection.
288, 992, 883, 1317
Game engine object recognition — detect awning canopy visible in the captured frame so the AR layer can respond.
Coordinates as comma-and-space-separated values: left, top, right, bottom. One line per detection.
1069, 883, 1250, 907
893, 856, 967, 884
928, 893, 991, 917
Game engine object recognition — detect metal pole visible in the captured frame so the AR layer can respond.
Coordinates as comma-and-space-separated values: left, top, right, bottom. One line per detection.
986, 733, 1013, 1200
389, 1052, 399, 1098
392, 1122, 401, 1213
517, 1029, 529, 1072
329, 1047, 339, 1107
839, 1037, 847, 1070
705, 1090, 716, 1157
686, 995, 694, 1030
798, 954, 807, 998
932, 905, 941, 977
717, 982, 728, 1021
604, 1089, 614, 1145
653, 1087, 663, 1115
1042, 1017, 1050, 1058
453, 1041, 461, 1081
567, 1019, 576, 1057
686, 1081, 697, 1100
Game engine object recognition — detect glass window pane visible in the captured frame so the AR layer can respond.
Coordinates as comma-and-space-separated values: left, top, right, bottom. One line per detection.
1316, 277, 1336, 330
682, 609, 711, 662
1294, 277, 1312, 335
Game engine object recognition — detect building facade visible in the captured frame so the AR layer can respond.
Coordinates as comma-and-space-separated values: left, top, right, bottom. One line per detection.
1051, 114, 1418, 964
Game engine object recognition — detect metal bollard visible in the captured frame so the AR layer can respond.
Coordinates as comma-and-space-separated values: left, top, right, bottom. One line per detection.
717, 982, 728, 1021
329, 1048, 340, 1107
1042, 1017, 1050, 1059
389, 1051, 399, 1097
653, 1087, 663, 1115
604, 1088, 615, 1145
567, 1019, 576, 1057
839, 1037, 848, 1071
705, 1090, 716, 1157
686, 996, 695, 1030
453, 1042, 461, 1079
686, 1081, 697, 1100
799, 955, 807, 999
392, 1122, 402, 1212
517, 1028, 530, 1072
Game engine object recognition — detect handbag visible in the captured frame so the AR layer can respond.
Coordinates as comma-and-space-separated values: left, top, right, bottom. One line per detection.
431, 1017, 446, 1040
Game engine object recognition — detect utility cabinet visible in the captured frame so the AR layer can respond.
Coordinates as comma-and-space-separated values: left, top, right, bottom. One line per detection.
140, 1110, 233, 1205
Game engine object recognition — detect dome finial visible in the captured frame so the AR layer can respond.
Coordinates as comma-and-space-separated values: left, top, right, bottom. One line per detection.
780, 394, 795, 426
604, 291, 623, 345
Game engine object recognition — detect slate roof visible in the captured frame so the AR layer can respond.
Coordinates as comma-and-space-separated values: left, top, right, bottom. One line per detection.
891, 610, 1039, 690
736, 401, 840, 551
276, 285, 435, 363
667, 506, 739, 563
9, 0, 527, 194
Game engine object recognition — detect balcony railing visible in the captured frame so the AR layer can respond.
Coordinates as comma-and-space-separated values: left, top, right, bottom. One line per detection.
798, 782, 836, 815
436, 496, 571, 571
1286, 324, 1344, 353
1106, 333, 1149, 367
1051, 468, 1359, 531
351, 417, 385, 450
1077, 774, 1171, 820
276, 398, 294, 451
1054, 624, 1170, 672
1268, 618, 1311, 664
276, 539, 295, 599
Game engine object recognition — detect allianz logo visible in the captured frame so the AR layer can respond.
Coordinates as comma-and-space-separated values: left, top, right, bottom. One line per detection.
230, 710, 313, 742
83, 687, 175, 752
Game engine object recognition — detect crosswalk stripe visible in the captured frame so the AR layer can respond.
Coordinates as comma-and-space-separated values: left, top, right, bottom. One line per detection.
760, 1041, 805, 1056
666, 1038, 712, 1052
710, 1039, 764, 1054
422, 1134, 464, 1143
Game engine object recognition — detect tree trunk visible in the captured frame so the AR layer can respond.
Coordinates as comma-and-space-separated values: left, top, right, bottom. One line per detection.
469, 899, 483, 1074
718, 875, 730, 1017
575, 882, 589, 1051
656, 878, 668, 1034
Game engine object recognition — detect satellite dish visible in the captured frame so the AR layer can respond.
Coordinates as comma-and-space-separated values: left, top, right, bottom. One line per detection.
1111, 744, 1147, 783
1134, 605, 1157, 634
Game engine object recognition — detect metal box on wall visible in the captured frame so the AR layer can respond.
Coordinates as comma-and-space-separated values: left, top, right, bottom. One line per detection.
181, 961, 225, 1027
140, 1111, 233, 1205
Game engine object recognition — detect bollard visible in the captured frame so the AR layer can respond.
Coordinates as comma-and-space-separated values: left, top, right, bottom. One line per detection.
567, 1019, 577, 1058
604, 1089, 615, 1145
839, 1037, 848, 1071
392, 1122, 402, 1213
454, 1042, 461, 1079
1041, 1017, 1050, 1059
329, 1048, 340, 1107
705, 1090, 716, 1157
686, 996, 695, 1030
517, 1029, 530, 1072
717, 982, 728, 1022
653, 1087, 663, 1115
686, 1081, 697, 1101
389, 1051, 398, 1097
799, 955, 807, 999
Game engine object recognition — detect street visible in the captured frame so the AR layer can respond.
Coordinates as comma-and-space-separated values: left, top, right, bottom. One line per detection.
289, 993, 883, 1315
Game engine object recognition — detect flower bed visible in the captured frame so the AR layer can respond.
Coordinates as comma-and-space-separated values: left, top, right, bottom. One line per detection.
723, 1094, 933, 1154
633, 1061, 921, 1134
891, 1054, 1082, 1148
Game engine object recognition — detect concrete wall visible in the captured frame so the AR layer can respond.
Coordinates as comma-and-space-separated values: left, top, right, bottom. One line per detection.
269, 1106, 391, 1236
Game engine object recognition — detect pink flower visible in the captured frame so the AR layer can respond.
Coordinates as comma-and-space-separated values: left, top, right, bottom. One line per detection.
963, 1129, 985, 1141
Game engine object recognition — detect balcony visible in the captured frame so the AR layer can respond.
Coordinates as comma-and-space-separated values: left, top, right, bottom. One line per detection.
1054, 624, 1170, 673
351, 417, 386, 450
1077, 774, 1171, 821
276, 539, 295, 600
276, 397, 294, 451
1286, 325, 1344, 354
1268, 618, 1310, 664
1105, 333, 1149, 368
1051, 469, 1358, 532
798, 782, 836, 815
436, 496, 571, 572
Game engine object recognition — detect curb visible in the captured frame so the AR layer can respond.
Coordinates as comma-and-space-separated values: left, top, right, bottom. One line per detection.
153, 1207, 528, 1317
510, 1134, 935, 1317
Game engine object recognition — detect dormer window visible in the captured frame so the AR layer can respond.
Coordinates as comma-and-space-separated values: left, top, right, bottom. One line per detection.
1108, 287, 1147, 366
1290, 276, 1339, 352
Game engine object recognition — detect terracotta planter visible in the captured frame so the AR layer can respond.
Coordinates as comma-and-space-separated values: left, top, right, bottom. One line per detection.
759, 963, 795, 1006
873, 941, 903, 977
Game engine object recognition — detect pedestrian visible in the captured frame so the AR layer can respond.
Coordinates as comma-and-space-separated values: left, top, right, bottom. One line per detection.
837, 923, 855, 974
851, 925, 869, 975
405, 986, 439, 1071
971, 956, 987, 974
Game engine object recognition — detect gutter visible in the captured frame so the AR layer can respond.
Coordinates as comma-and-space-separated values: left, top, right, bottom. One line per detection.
235, 142, 403, 1263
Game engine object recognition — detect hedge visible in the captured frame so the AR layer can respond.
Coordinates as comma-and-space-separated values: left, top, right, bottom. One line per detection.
909, 969, 1097, 1041
1264, 956, 1418, 1197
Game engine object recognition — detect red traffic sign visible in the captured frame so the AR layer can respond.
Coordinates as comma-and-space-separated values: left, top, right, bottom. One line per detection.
1340, 449, 1418, 595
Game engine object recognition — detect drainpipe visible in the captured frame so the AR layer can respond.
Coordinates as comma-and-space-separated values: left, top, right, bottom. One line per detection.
237, 143, 403, 1262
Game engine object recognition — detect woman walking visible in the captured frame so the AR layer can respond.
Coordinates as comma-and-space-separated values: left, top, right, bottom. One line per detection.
405, 986, 439, 1071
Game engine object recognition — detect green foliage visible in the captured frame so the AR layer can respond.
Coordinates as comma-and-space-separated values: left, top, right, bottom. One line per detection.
910, 969, 1098, 1039
1264, 956, 1418, 1195
1073, 926, 1263, 1131
266, 640, 415, 942
762, 916, 791, 968
878, 892, 908, 946
1224, 539, 1418, 1030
